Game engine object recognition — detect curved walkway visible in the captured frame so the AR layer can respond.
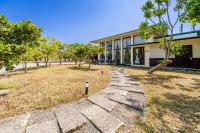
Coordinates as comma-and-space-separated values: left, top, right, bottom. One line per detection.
0, 68, 145, 133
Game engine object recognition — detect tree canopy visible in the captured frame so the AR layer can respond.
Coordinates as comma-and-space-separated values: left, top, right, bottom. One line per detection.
0, 15, 42, 71
181, 0, 200, 25
139, 0, 185, 74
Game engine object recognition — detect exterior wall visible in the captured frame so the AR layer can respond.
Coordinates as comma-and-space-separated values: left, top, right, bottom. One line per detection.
148, 38, 200, 68
144, 45, 150, 67
94, 34, 200, 68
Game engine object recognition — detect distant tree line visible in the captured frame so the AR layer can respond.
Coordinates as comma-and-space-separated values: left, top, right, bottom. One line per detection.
0, 15, 103, 73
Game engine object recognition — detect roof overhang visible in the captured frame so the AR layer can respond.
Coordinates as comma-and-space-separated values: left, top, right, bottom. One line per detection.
90, 29, 139, 43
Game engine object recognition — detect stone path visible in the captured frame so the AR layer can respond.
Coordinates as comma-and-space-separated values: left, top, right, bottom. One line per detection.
0, 68, 145, 133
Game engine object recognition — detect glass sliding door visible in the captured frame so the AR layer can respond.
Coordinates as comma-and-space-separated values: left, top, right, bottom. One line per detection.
106, 41, 112, 63
100, 42, 105, 63
114, 40, 121, 65
133, 47, 144, 65
122, 37, 131, 65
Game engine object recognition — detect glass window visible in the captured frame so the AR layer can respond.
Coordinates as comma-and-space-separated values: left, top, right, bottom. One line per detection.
122, 48, 131, 65
133, 36, 145, 44
133, 47, 145, 65
106, 41, 112, 48
100, 42, 105, 47
122, 38, 131, 48
114, 40, 121, 49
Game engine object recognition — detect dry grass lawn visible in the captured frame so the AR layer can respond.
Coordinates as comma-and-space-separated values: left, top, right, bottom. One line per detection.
126, 68, 200, 133
0, 64, 111, 120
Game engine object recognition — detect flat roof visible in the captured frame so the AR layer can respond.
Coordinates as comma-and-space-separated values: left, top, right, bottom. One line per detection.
90, 29, 138, 43
90, 29, 200, 44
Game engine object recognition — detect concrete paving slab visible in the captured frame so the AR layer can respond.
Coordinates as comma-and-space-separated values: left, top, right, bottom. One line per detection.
28, 110, 55, 126
0, 113, 30, 133
103, 87, 128, 96
109, 95, 144, 111
26, 119, 60, 133
54, 104, 87, 133
81, 105, 123, 133
113, 86, 144, 94
87, 94, 118, 112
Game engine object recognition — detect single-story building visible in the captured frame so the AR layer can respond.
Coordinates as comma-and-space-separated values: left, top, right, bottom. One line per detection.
90, 29, 200, 69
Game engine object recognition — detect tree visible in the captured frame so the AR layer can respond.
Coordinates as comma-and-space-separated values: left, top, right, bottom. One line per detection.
20, 45, 33, 73
85, 45, 104, 69
66, 44, 79, 64
56, 41, 65, 65
66, 44, 103, 68
31, 47, 43, 67
39, 37, 58, 67
0, 15, 42, 71
139, 0, 185, 74
181, 0, 200, 25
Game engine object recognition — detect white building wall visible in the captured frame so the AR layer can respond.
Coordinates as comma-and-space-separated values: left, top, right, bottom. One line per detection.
180, 38, 200, 58
144, 45, 150, 67
149, 44, 166, 58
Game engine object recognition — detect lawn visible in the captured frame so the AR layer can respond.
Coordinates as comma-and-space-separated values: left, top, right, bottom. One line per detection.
126, 68, 200, 133
0, 64, 111, 120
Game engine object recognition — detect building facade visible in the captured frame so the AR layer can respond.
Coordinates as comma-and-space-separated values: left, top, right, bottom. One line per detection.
91, 29, 200, 69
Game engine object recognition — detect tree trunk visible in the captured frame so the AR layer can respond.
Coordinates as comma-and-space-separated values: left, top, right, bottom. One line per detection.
37, 61, 39, 67
148, 59, 172, 74
88, 62, 91, 69
45, 59, 48, 67
147, 63, 167, 74
79, 59, 81, 67
24, 61, 27, 74
59, 58, 62, 65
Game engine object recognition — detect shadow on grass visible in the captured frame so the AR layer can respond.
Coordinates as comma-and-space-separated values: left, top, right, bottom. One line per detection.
68, 66, 97, 71
135, 93, 200, 132
128, 74, 184, 90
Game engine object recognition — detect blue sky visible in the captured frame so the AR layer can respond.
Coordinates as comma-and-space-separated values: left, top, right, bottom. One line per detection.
0, 0, 147, 43
0, 0, 198, 43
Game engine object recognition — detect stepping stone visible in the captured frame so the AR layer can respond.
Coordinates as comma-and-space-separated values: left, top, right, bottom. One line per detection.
54, 104, 87, 133
110, 84, 131, 88
0, 89, 10, 96
28, 110, 56, 126
87, 94, 118, 112
127, 92, 145, 102
109, 95, 144, 111
82, 105, 123, 133
0, 113, 30, 133
113, 86, 144, 94
103, 87, 128, 96
26, 119, 60, 133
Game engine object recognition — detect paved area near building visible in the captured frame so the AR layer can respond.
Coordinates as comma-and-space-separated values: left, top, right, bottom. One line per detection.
0, 68, 145, 133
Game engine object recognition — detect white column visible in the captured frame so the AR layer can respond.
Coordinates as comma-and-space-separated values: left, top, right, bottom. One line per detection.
104, 42, 107, 64
112, 39, 115, 61
120, 37, 123, 64
131, 46, 133, 66
98, 54, 100, 61
131, 35, 134, 66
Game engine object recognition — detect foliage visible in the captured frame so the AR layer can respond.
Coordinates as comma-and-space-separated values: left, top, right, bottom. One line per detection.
66, 44, 103, 68
31, 47, 43, 66
56, 42, 65, 65
39, 37, 59, 67
0, 15, 42, 71
139, 0, 185, 74
180, 0, 200, 25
